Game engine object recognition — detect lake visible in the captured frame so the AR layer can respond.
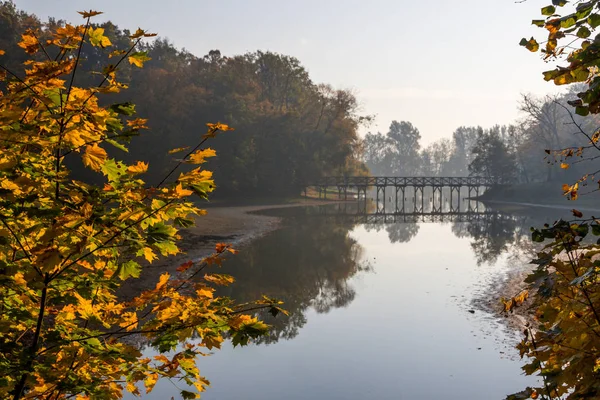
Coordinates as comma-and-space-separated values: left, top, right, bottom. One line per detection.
131, 200, 573, 400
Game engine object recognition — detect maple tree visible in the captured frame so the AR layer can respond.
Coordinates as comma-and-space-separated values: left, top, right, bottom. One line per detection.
506, 2, 600, 399
0, 12, 285, 400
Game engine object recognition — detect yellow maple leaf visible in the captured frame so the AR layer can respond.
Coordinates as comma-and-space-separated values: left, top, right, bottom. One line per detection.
196, 288, 214, 299
128, 52, 151, 68
126, 382, 139, 396
155, 273, 170, 290
118, 311, 138, 331
18, 32, 38, 54
174, 183, 193, 198
228, 314, 254, 330
142, 247, 157, 263
73, 293, 97, 320
188, 148, 217, 164
82, 144, 107, 171
78, 10, 103, 18
168, 146, 190, 154
88, 27, 111, 48
127, 161, 148, 174
144, 372, 159, 394
13, 272, 26, 286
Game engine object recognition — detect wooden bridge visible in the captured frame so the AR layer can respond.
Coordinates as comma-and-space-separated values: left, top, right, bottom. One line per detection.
306, 176, 495, 213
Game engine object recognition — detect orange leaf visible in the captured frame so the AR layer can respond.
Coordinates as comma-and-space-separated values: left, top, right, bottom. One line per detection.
78, 10, 103, 18
82, 144, 107, 171
176, 261, 193, 272
127, 161, 148, 174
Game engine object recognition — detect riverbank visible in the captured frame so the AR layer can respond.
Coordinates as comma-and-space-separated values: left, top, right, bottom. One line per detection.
120, 198, 344, 299
478, 182, 600, 211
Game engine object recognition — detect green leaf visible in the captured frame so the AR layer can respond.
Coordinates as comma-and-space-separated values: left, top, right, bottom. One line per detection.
542, 5, 556, 16
532, 230, 545, 243
105, 138, 128, 152
109, 102, 136, 116
520, 37, 540, 52
152, 333, 179, 352
577, 26, 591, 38
576, 3, 594, 20
117, 260, 141, 280
147, 223, 174, 244
561, 15, 577, 28
181, 391, 197, 400
552, 0, 567, 6
174, 217, 195, 228
532, 19, 545, 27
588, 14, 600, 28
101, 158, 126, 182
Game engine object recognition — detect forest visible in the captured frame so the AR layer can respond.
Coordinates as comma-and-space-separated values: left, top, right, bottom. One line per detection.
0, 2, 368, 198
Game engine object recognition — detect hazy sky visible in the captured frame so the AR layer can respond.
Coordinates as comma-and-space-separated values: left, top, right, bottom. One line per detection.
16, 0, 563, 145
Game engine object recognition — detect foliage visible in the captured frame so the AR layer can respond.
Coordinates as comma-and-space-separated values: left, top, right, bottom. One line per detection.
517, 218, 600, 399
468, 128, 518, 184
509, 2, 600, 398
521, 1, 600, 198
0, 3, 369, 197
0, 13, 283, 400
361, 120, 422, 176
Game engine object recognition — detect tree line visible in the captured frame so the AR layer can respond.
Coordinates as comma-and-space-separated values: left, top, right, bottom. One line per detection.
362, 90, 600, 187
0, 2, 368, 198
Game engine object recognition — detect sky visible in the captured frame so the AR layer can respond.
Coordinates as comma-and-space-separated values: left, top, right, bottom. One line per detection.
15, 0, 564, 145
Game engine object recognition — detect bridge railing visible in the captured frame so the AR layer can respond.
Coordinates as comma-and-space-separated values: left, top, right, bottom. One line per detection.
310, 176, 496, 187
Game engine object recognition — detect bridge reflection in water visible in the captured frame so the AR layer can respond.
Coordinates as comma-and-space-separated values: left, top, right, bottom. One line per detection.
312, 199, 509, 224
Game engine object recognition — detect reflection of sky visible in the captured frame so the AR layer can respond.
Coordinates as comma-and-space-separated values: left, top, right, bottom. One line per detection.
134, 222, 536, 400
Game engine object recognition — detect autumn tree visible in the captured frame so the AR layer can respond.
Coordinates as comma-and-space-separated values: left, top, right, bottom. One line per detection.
0, 12, 283, 400
504, 2, 600, 398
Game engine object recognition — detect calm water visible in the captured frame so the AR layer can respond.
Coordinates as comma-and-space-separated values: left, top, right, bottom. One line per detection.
131, 201, 575, 400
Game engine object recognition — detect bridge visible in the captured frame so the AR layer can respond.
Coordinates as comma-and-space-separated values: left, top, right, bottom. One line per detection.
306, 176, 495, 213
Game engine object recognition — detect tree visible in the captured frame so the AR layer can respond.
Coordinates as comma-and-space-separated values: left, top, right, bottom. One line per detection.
468, 130, 517, 184
361, 120, 422, 176
0, 13, 283, 400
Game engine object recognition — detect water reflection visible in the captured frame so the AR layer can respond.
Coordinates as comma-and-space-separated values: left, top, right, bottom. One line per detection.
133, 201, 575, 399
215, 206, 371, 344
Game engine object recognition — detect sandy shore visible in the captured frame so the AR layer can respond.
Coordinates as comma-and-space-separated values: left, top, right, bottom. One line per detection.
119, 199, 343, 298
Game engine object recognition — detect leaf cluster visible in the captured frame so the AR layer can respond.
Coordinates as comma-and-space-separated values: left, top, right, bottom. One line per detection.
0, 14, 280, 400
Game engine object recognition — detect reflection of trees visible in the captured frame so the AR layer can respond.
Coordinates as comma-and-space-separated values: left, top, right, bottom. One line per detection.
385, 223, 420, 243
452, 213, 532, 265
363, 222, 420, 244
216, 208, 370, 344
